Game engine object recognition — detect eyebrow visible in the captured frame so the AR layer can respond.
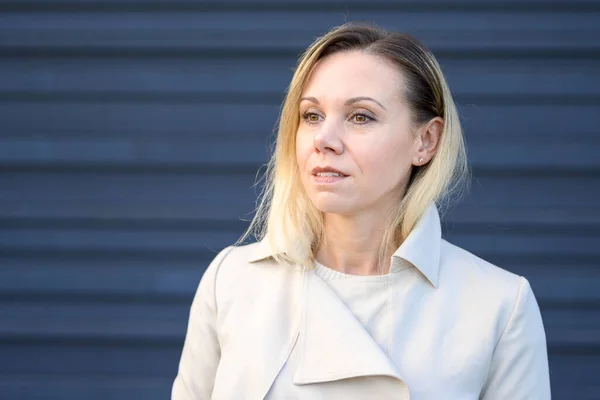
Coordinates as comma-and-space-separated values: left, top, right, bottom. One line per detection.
300, 96, 387, 111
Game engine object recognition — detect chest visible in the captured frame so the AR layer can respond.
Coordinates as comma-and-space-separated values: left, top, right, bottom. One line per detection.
212, 271, 497, 399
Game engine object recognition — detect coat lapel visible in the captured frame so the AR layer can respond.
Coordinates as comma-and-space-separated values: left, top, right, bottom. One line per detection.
293, 271, 408, 388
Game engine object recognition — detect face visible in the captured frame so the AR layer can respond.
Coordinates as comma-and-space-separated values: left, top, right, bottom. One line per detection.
296, 50, 430, 217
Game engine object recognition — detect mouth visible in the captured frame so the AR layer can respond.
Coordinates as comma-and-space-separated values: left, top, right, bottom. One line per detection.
311, 166, 348, 177
314, 171, 346, 177
311, 166, 349, 184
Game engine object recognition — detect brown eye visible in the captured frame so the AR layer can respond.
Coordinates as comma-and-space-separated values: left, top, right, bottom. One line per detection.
350, 112, 374, 124
354, 114, 366, 123
302, 112, 322, 124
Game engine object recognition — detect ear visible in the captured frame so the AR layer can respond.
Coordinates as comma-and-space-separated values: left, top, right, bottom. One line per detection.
412, 117, 443, 166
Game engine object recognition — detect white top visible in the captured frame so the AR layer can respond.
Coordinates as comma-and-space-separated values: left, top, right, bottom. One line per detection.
266, 260, 413, 399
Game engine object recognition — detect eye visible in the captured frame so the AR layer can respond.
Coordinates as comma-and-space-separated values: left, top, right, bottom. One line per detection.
349, 111, 375, 124
301, 111, 323, 125
352, 114, 368, 123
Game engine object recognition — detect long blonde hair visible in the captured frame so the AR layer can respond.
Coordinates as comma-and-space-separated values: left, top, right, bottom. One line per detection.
240, 22, 469, 269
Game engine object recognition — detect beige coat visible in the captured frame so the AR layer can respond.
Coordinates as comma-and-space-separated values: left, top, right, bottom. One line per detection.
172, 206, 551, 399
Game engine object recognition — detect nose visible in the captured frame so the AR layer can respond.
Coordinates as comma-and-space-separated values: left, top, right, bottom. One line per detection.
313, 121, 344, 155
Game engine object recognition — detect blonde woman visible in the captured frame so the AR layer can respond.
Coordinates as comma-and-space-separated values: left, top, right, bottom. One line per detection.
172, 23, 550, 400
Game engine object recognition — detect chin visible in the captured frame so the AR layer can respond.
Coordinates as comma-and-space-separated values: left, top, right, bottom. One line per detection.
310, 194, 357, 216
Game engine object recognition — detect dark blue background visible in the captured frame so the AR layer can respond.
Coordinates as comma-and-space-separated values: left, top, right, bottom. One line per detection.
0, 1, 599, 399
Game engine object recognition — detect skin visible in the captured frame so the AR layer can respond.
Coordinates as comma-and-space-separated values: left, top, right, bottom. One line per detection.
296, 50, 443, 276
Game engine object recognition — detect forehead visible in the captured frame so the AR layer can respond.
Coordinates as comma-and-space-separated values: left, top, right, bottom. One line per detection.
302, 50, 403, 101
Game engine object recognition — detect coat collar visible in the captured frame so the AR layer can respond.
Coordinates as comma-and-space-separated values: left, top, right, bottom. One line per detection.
390, 204, 441, 287
248, 203, 442, 287
291, 271, 410, 395
247, 236, 275, 263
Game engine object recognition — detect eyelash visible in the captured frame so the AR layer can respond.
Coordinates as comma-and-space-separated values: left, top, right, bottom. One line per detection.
348, 111, 376, 124
300, 111, 376, 125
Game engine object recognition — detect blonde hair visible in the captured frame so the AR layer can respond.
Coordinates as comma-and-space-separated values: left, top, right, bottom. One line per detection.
241, 22, 469, 269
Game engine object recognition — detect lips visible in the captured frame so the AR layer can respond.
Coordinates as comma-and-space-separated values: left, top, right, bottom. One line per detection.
310, 166, 349, 185
311, 166, 348, 177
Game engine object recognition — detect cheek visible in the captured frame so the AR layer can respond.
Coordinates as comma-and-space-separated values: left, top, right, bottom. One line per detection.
295, 131, 312, 168
359, 136, 414, 183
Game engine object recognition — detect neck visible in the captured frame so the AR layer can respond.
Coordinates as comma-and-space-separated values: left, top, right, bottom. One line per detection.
315, 208, 397, 276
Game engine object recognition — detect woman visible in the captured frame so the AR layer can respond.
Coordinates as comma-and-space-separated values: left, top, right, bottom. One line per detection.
173, 22, 550, 399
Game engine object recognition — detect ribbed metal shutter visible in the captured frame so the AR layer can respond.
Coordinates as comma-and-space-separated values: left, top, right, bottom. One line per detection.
0, 1, 598, 399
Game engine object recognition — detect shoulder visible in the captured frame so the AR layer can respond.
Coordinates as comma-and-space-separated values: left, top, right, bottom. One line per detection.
202, 242, 263, 284
438, 239, 536, 333
209, 241, 294, 277
439, 238, 522, 293
204, 242, 302, 301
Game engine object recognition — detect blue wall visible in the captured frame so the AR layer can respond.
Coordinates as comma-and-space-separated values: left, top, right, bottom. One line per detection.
0, 1, 599, 399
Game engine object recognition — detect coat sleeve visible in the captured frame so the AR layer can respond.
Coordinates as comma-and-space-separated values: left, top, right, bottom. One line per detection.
480, 277, 551, 400
172, 246, 233, 400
